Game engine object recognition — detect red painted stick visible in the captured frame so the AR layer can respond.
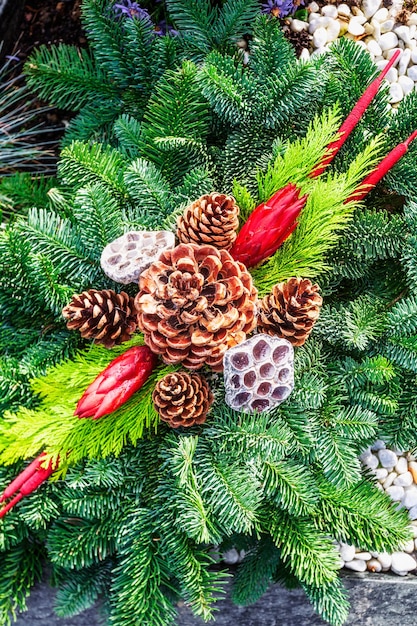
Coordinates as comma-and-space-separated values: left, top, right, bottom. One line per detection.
311, 50, 401, 178
347, 129, 417, 203
0, 454, 49, 502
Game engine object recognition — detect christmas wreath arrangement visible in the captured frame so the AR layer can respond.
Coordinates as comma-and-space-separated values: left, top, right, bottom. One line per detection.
2, 2, 417, 626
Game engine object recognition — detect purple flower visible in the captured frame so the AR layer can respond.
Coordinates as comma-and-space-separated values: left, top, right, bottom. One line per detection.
113, 0, 151, 21
261, 0, 303, 18
155, 19, 179, 37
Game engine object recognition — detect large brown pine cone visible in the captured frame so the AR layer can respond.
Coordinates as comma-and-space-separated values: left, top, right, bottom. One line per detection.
135, 243, 257, 371
176, 193, 239, 250
153, 371, 213, 428
62, 289, 138, 348
257, 278, 322, 347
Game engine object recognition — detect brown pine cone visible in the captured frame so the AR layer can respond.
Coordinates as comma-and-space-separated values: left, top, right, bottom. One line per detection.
176, 193, 239, 250
135, 243, 257, 371
62, 289, 138, 348
258, 278, 322, 347
153, 371, 213, 428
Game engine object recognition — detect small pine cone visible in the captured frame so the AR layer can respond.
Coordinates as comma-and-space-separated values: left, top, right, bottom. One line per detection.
62, 289, 138, 348
258, 278, 322, 347
153, 371, 213, 428
177, 193, 239, 250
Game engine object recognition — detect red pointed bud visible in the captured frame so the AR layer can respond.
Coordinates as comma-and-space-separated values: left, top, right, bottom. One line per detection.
74, 345, 157, 420
230, 184, 307, 268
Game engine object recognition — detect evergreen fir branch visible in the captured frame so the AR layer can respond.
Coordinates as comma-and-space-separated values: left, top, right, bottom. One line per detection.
113, 114, 145, 159
315, 429, 362, 489
28, 255, 75, 317
263, 459, 320, 517
231, 536, 281, 606
123, 158, 172, 222
386, 296, 417, 336
341, 295, 388, 350
380, 335, 417, 372
249, 15, 294, 82
327, 405, 378, 442
24, 45, 118, 111
166, 0, 216, 54
232, 181, 256, 222
109, 509, 178, 626
54, 561, 112, 618
302, 579, 350, 626
213, 0, 259, 47
61, 102, 122, 146
168, 167, 215, 214
0, 173, 56, 214
291, 370, 328, 410
268, 509, 340, 587
58, 141, 128, 198
333, 355, 396, 388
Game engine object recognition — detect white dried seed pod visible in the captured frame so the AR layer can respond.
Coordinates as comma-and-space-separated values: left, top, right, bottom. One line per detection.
223, 334, 294, 414
100, 230, 175, 284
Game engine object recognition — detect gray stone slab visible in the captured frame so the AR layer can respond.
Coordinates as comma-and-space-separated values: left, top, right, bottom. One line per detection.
14, 572, 417, 626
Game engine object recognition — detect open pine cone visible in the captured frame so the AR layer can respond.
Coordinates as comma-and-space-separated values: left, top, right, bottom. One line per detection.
258, 278, 322, 347
153, 371, 213, 428
176, 193, 239, 250
62, 289, 138, 348
135, 243, 257, 371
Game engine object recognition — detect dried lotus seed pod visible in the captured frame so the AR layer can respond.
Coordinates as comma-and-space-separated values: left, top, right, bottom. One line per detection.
223, 334, 294, 414
100, 230, 175, 284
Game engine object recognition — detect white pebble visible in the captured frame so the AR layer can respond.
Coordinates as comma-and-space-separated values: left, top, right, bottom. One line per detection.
371, 440, 386, 452
344, 559, 367, 572
410, 524, 417, 538
373, 8, 389, 22
348, 18, 365, 36
391, 552, 417, 572
371, 19, 381, 39
385, 48, 402, 64
367, 559, 382, 572
355, 551, 372, 560
395, 25, 412, 45
415, 538, 417, 549
411, 50, 417, 65
409, 460, 417, 482
309, 19, 323, 35
291, 19, 309, 33
402, 486, 417, 509
309, 12, 320, 23
300, 48, 311, 61
326, 19, 340, 42
339, 543, 356, 562
409, 25, 417, 40
321, 5, 338, 18
385, 67, 398, 83
380, 19, 395, 35
379, 449, 399, 468
367, 39, 382, 57
338, 4, 351, 18
395, 456, 409, 474
398, 49, 412, 76
375, 468, 388, 481
377, 552, 392, 569
222, 549, 240, 564
362, 0, 381, 20
364, 23, 375, 35
386, 485, 405, 501
309, 1, 320, 13
401, 539, 415, 554
379, 32, 399, 52
407, 65, 417, 82
408, 505, 417, 520
394, 470, 414, 487
408, 13, 417, 27
383, 472, 397, 489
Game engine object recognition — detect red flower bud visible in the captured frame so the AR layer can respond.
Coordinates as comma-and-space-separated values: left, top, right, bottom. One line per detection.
75, 345, 157, 420
229, 184, 307, 268
0, 453, 55, 519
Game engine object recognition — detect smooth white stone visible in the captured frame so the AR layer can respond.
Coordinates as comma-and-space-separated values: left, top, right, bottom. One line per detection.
344, 559, 367, 572
391, 567, 409, 576
383, 472, 397, 489
410, 24, 417, 39
398, 40, 405, 50
407, 65, 417, 81
309, 19, 321, 34
371, 19, 381, 39
371, 439, 386, 451
376, 481, 384, 491
373, 8, 389, 22
309, 12, 320, 23
401, 539, 415, 554
300, 48, 311, 61
367, 559, 382, 572
398, 49, 412, 76
407, 40, 417, 51
410, 524, 417, 538
370, 552, 380, 558
236, 39, 247, 49
326, 19, 340, 42
378, 449, 399, 468
394, 470, 414, 486
339, 543, 356, 562
385, 48, 401, 63
402, 486, 417, 509
385, 67, 398, 83
386, 485, 405, 501
379, 32, 399, 51
337, 3, 351, 18
364, 23, 375, 35
391, 552, 417, 572
348, 19, 365, 36
415, 538, 417, 549
409, 460, 417, 482
408, 13, 417, 26
313, 26, 327, 48
309, 1, 320, 13
351, 7, 365, 18
380, 19, 395, 34
376, 59, 389, 71
408, 505, 417, 520
377, 553, 392, 569
321, 5, 338, 18
362, 0, 381, 20
222, 549, 240, 564
395, 25, 412, 45
311, 47, 328, 58
291, 19, 309, 33
336, 557, 345, 569
367, 39, 382, 56
363, 452, 379, 470
355, 551, 372, 560
375, 468, 388, 480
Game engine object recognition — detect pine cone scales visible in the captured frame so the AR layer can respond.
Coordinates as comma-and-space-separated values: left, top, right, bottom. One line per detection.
258, 278, 322, 347
153, 371, 213, 428
135, 243, 257, 371
177, 193, 239, 250
63, 289, 138, 348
